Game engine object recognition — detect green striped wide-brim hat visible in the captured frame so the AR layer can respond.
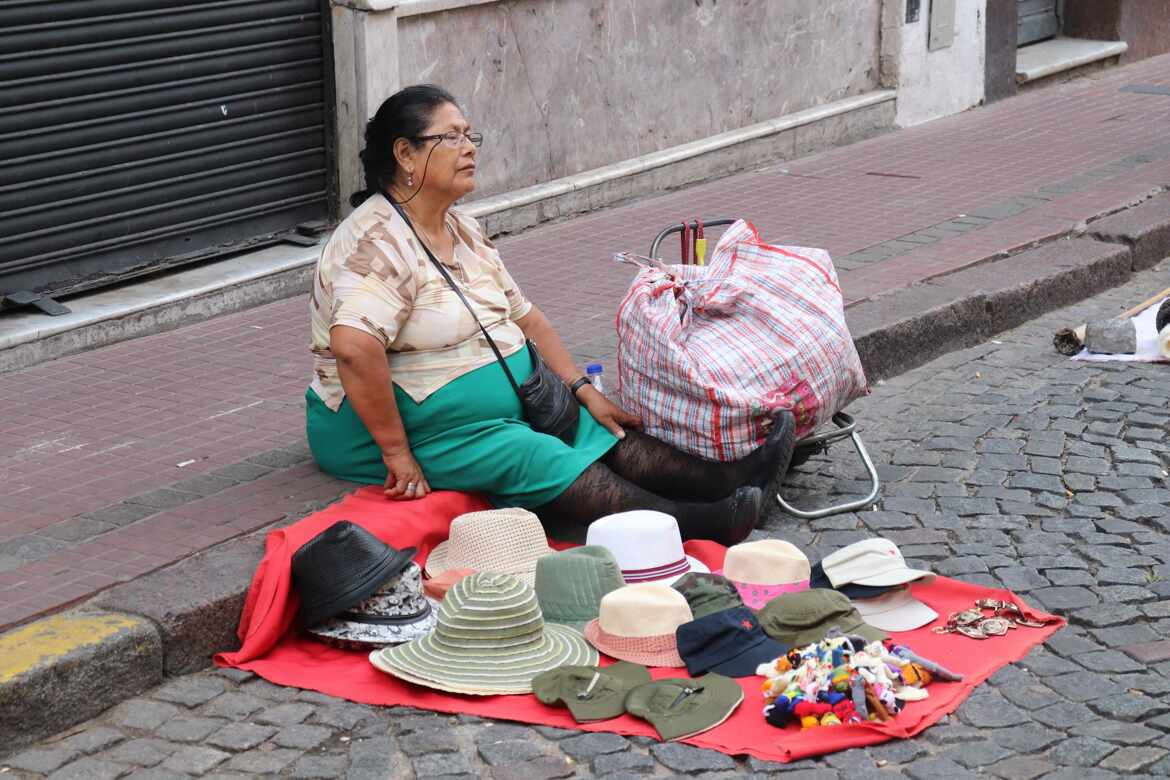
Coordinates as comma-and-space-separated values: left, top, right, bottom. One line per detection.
370, 572, 597, 695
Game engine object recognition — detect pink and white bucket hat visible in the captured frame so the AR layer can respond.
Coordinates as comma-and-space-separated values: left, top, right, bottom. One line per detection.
720, 539, 810, 609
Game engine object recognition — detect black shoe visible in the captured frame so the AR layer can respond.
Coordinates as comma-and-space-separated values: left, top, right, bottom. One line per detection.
752, 410, 797, 489
723, 485, 763, 546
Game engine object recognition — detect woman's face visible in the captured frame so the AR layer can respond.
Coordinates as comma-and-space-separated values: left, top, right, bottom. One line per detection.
404, 102, 478, 201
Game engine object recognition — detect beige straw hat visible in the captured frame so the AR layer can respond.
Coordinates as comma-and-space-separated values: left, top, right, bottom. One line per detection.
370, 572, 597, 695
425, 508, 552, 586
583, 584, 694, 667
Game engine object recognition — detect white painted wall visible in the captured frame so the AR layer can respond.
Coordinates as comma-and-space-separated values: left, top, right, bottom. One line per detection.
895, 0, 987, 127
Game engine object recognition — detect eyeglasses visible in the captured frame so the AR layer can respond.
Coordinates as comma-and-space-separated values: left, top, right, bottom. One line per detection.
416, 130, 483, 148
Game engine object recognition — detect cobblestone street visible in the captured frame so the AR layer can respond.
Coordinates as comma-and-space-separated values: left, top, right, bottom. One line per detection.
5, 261, 1169, 779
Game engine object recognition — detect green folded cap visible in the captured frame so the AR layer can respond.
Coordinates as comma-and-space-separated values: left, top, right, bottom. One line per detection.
535, 546, 626, 630
623, 674, 744, 741
671, 572, 744, 619
532, 661, 652, 722
757, 588, 886, 648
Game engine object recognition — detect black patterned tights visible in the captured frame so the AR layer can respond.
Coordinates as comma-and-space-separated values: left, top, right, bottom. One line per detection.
533, 414, 794, 544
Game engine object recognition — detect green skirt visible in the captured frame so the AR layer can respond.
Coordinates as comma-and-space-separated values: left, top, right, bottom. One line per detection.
306, 348, 619, 508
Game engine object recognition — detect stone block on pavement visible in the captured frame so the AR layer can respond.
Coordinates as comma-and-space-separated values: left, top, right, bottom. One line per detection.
45, 756, 129, 780
151, 675, 227, 707
0, 611, 163, 752
649, 742, 736, 772
160, 745, 230, 774
559, 732, 630, 760
3, 745, 80, 774
1119, 639, 1170, 663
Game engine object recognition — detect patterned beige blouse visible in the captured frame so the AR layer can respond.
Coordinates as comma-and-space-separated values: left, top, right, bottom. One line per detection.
309, 193, 532, 411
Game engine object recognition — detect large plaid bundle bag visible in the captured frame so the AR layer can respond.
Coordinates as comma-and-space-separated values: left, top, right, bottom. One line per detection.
615, 220, 867, 461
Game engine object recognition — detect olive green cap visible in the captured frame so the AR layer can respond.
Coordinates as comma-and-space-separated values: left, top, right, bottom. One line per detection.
671, 572, 744, 619
757, 588, 886, 648
532, 661, 651, 723
623, 673, 743, 741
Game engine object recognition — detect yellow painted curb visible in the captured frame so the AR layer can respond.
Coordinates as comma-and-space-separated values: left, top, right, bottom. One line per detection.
0, 613, 147, 682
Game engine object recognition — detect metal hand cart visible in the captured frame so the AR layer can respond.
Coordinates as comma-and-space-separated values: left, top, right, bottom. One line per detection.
644, 219, 880, 519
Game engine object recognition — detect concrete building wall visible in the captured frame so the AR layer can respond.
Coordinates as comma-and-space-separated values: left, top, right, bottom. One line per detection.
893, 0, 987, 127
983, 0, 1017, 104
394, 0, 884, 199
1064, 0, 1170, 63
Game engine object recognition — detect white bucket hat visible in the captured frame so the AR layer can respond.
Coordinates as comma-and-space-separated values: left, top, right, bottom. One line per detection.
425, 508, 553, 586
821, 538, 933, 588
585, 510, 709, 585
851, 585, 938, 632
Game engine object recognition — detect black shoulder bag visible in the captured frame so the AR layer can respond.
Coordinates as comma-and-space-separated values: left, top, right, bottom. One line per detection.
390, 202, 580, 445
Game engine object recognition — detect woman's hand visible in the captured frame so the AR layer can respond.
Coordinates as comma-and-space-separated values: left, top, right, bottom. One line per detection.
579, 386, 641, 439
382, 446, 431, 500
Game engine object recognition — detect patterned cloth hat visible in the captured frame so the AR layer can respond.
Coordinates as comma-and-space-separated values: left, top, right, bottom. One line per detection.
671, 573, 745, 619
307, 562, 437, 649
720, 539, 811, 609
585, 510, 708, 585
535, 546, 626, 630
584, 584, 693, 667
425, 509, 553, 586
624, 674, 744, 741
370, 572, 597, 695
532, 661, 652, 723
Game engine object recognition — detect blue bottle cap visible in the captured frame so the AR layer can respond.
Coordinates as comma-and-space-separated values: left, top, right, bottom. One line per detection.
585, 362, 604, 375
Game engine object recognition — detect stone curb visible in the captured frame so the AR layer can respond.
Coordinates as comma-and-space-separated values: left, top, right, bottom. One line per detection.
849, 235, 1135, 381
0, 200, 1162, 755
1088, 191, 1170, 273
0, 612, 163, 752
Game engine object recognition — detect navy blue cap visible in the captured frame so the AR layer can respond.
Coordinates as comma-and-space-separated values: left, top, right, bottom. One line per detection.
676, 607, 789, 678
809, 561, 898, 600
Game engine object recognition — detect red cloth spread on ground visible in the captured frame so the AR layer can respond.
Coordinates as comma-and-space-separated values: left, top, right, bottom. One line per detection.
215, 487, 1064, 763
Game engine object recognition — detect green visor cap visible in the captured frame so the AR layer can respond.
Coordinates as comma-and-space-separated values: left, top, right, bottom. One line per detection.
671, 572, 744, 619
757, 588, 886, 648
535, 546, 626, 629
624, 673, 744, 741
532, 661, 652, 723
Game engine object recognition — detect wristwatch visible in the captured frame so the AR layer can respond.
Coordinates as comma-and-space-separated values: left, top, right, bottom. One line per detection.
569, 376, 592, 397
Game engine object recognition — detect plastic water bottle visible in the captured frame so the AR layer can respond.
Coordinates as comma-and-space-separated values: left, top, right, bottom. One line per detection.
586, 362, 604, 394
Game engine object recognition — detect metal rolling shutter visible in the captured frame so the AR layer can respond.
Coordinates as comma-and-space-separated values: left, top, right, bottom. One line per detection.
0, 0, 330, 303
1017, 0, 1060, 46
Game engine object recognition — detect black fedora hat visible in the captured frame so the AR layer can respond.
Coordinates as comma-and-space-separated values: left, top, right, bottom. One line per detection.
292, 520, 416, 628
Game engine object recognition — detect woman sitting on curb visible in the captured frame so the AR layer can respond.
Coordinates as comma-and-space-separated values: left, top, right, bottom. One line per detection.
305, 84, 796, 544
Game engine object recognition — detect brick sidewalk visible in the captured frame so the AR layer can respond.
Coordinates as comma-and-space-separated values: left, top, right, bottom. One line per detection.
2, 54, 1170, 629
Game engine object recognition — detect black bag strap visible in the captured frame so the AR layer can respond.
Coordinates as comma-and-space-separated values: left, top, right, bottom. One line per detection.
388, 199, 524, 399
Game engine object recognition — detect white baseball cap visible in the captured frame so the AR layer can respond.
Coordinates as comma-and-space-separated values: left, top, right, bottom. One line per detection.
851, 586, 938, 632
821, 538, 933, 588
